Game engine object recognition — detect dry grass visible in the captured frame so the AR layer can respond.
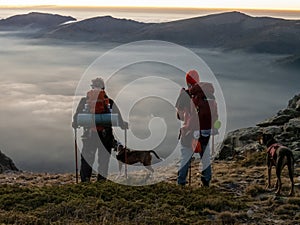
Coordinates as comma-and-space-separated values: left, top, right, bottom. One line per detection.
0, 155, 299, 224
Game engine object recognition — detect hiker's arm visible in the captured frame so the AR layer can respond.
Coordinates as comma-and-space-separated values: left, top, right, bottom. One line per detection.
72, 97, 86, 128
175, 88, 190, 121
110, 99, 128, 130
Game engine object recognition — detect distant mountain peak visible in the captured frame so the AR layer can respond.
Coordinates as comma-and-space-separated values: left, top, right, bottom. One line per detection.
80, 15, 145, 24
222, 11, 250, 16
200, 11, 251, 24
0, 12, 76, 29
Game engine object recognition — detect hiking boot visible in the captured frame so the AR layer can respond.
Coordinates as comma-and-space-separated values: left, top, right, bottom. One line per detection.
201, 177, 210, 187
81, 177, 91, 183
97, 174, 107, 182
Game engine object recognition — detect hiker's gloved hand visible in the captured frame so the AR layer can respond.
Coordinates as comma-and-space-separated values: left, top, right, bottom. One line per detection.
121, 121, 129, 130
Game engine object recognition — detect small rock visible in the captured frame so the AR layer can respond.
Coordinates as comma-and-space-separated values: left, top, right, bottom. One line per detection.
247, 209, 254, 217
284, 118, 300, 133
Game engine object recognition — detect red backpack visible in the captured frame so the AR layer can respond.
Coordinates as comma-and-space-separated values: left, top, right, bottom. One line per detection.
190, 83, 218, 154
86, 89, 110, 114
189, 82, 218, 131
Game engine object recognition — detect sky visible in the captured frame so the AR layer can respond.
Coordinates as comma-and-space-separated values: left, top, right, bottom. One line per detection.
1, 0, 300, 10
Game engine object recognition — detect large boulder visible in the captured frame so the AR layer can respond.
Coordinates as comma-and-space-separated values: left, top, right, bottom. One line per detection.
257, 94, 300, 127
0, 151, 18, 173
218, 93, 300, 161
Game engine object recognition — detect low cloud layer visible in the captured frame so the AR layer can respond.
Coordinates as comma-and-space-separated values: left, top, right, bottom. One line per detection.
0, 34, 299, 173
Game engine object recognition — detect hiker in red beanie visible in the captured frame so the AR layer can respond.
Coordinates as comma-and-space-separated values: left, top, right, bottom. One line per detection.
176, 70, 218, 186
186, 70, 199, 85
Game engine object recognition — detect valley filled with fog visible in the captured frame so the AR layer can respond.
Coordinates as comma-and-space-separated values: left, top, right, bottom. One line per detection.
0, 33, 298, 172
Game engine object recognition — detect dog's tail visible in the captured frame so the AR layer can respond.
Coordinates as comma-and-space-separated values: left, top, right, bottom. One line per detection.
149, 150, 161, 159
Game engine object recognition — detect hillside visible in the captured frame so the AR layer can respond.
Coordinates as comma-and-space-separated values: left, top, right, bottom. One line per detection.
1, 11, 300, 54
0, 150, 18, 173
0, 94, 299, 224
0, 12, 76, 30
46, 16, 147, 41
45, 11, 300, 54
0, 157, 299, 224
132, 11, 300, 54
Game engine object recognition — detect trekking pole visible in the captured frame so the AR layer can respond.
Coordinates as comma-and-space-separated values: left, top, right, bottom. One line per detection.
74, 128, 79, 184
212, 134, 215, 156
189, 153, 194, 186
124, 127, 128, 178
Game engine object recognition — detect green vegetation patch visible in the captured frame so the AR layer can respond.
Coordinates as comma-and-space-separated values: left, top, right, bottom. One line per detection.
0, 182, 246, 224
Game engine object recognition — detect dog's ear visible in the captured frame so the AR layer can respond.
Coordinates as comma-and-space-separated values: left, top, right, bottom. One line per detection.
117, 144, 124, 151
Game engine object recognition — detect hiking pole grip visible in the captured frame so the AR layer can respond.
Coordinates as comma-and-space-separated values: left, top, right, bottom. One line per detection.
74, 128, 79, 184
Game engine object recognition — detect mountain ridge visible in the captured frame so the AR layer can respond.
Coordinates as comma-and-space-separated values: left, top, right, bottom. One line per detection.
0, 12, 76, 30
45, 11, 300, 54
1, 11, 300, 54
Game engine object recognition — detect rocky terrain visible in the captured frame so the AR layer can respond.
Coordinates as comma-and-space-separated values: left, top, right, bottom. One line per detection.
218, 93, 300, 161
0, 151, 18, 173
0, 157, 299, 224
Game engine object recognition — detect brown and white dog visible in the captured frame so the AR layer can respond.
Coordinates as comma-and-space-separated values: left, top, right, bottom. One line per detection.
259, 133, 295, 196
114, 144, 161, 177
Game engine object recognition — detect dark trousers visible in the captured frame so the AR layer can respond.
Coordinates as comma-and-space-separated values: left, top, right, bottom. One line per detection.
80, 128, 113, 182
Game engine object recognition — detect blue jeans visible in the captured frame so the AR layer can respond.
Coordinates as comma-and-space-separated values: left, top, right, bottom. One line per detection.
177, 137, 212, 185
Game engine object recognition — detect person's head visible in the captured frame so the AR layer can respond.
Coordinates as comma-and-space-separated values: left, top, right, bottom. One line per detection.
91, 77, 105, 89
186, 70, 199, 87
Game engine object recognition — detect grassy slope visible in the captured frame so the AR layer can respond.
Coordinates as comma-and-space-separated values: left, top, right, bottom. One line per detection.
0, 182, 246, 225
0, 152, 299, 225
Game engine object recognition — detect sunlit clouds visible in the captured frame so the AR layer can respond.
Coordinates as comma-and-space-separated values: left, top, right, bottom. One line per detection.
1, 0, 300, 10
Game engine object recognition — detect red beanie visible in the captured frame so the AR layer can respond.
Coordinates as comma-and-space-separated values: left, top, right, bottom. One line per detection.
186, 70, 199, 85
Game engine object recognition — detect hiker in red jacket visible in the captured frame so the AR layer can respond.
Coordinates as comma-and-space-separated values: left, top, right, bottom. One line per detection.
176, 70, 218, 186
72, 77, 128, 182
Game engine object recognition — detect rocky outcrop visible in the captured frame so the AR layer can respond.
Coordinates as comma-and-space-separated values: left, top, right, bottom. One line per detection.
218, 93, 300, 161
0, 151, 18, 173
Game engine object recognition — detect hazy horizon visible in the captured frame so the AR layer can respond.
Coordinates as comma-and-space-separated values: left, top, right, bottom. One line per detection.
1, 0, 300, 10
1, 7, 300, 22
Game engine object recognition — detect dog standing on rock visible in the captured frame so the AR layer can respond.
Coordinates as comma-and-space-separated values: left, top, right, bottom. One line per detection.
259, 133, 295, 196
